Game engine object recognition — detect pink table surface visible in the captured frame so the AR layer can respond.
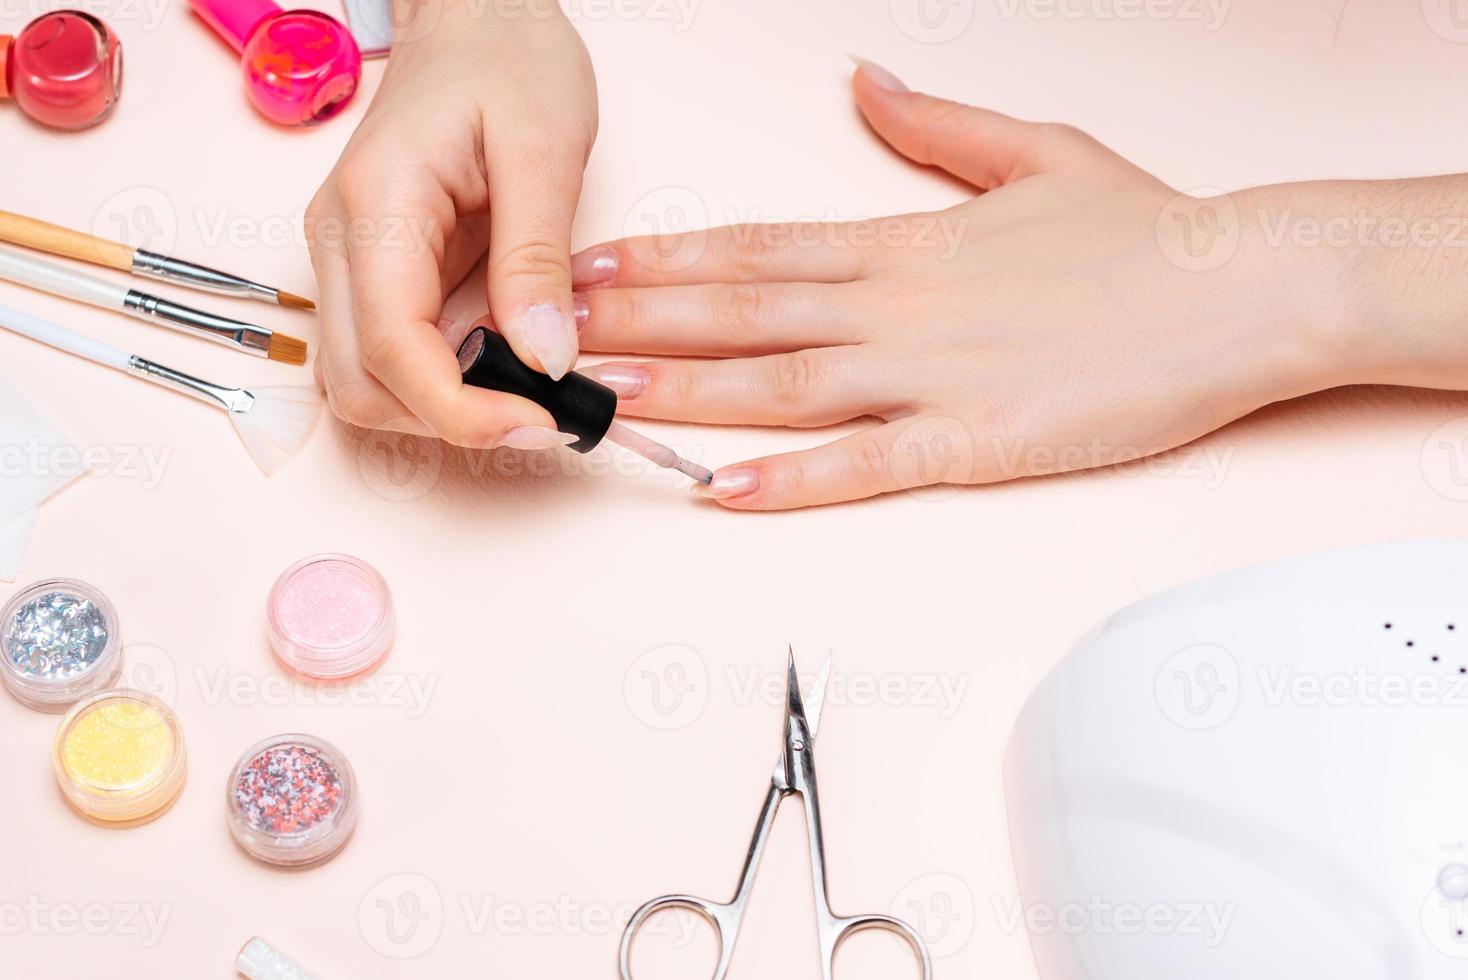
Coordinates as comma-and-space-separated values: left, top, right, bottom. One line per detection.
4, 1, 1468, 977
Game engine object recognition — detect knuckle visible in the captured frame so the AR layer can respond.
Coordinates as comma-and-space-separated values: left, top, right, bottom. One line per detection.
722, 233, 772, 280
1037, 122, 1092, 150
359, 329, 404, 377
713, 283, 766, 336
493, 237, 572, 285
853, 437, 891, 484
770, 351, 819, 408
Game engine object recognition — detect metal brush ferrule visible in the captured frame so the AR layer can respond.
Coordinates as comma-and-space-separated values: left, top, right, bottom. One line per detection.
131, 250, 278, 304
122, 290, 272, 357
126, 356, 255, 414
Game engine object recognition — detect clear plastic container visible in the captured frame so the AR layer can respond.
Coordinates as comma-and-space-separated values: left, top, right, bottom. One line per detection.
1, 578, 123, 710
53, 690, 187, 824
226, 733, 359, 866
266, 554, 393, 679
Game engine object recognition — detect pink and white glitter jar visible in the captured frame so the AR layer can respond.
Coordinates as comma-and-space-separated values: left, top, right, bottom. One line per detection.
266, 554, 393, 679
226, 733, 358, 866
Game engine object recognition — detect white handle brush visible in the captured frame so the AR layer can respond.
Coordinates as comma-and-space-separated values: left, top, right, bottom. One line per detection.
0, 303, 321, 475
0, 246, 308, 364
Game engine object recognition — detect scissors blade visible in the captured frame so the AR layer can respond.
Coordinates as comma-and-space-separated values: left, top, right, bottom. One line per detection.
771, 649, 830, 788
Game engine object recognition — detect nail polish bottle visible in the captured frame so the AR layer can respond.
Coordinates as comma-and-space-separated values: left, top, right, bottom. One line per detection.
0, 11, 123, 131
189, 0, 362, 127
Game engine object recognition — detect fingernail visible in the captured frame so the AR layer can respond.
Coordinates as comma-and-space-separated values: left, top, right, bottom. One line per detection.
571, 246, 618, 287
573, 296, 589, 332
582, 363, 650, 400
849, 55, 908, 93
694, 467, 759, 500
499, 426, 578, 450
516, 302, 577, 380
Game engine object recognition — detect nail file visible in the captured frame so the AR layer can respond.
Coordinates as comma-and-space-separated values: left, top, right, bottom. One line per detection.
0, 365, 86, 530
340, 0, 393, 57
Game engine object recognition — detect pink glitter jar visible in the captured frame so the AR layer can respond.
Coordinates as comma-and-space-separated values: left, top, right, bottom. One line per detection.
266, 555, 393, 679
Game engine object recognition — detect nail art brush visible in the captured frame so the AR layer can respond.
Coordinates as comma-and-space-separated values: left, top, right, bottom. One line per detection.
0, 245, 308, 364
0, 302, 320, 475
455, 326, 713, 484
0, 210, 315, 309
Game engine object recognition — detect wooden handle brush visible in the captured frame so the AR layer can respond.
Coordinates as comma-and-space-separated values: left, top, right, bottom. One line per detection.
0, 211, 315, 310
0, 245, 308, 365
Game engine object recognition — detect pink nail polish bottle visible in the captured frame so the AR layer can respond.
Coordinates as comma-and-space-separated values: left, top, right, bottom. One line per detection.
0, 11, 123, 131
189, 0, 362, 127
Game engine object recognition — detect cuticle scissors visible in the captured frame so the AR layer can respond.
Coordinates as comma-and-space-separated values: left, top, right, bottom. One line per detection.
619, 651, 933, 980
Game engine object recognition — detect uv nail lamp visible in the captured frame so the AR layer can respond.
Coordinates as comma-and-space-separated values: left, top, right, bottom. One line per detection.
1005, 539, 1468, 979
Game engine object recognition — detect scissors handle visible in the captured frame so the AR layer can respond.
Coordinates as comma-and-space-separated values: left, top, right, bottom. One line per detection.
822, 911, 933, 980
618, 893, 740, 980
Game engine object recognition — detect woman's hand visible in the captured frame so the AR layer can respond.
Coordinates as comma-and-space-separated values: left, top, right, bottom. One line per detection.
568, 59, 1367, 509
306, 2, 596, 451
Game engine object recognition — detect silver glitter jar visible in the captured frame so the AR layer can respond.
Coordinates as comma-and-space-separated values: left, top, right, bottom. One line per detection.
0, 579, 122, 710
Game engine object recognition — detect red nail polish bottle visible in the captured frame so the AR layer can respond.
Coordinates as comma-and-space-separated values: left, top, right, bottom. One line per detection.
0, 10, 123, 131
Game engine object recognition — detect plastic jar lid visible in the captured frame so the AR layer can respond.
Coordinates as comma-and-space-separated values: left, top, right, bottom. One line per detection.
266, 554, 394, 679
2, 578, 123, 710
226, 733, 359, 866
53, 690, 187, 825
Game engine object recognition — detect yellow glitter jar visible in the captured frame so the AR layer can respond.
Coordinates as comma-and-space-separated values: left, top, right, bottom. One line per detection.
53, 690, 186, 824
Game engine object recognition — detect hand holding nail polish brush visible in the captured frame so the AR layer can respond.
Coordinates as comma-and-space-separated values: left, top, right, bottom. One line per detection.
456, 326, 713, 485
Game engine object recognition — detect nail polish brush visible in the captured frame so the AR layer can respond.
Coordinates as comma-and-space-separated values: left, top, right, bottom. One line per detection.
0, 246, 308, 364
0, 211, 315, 309
456, 326, 712, 484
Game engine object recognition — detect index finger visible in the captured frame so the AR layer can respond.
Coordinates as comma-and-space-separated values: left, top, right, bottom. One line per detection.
341, 184, 557, 447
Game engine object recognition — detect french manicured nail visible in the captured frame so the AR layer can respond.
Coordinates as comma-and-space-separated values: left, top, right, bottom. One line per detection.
573, 296, 589, 332
849, 55, 908, 93
696, 468, 759, 500
583, 363, 650, 400
499, 426, 578, 450
571, 246, 618, 287
516, 302, 577, 380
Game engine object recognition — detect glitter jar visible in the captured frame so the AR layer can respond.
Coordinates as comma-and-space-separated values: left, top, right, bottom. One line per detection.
226, 733, 359, 866
53, 690, 187, 824
266, 554, 393, 679
1, 578, 123, 710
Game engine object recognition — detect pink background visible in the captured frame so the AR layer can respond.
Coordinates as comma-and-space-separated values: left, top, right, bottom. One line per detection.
4, 0, 1468, 976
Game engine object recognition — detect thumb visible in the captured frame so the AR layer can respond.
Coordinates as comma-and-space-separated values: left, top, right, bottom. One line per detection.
849, 57, 1100, 189
485, 146, 583, 381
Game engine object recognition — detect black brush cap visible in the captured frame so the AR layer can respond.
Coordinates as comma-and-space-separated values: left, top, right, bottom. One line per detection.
455, 326, 615, 453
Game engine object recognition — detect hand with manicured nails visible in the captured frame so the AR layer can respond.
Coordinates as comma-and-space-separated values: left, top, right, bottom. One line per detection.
306, 3, 595, 452
572, 59, 1465, 510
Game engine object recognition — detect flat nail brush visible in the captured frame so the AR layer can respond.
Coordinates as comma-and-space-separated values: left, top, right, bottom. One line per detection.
0, 303, 321, 475
0, 245, 308, 365
456, 326, 713, 484
0, 210, 315, 309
